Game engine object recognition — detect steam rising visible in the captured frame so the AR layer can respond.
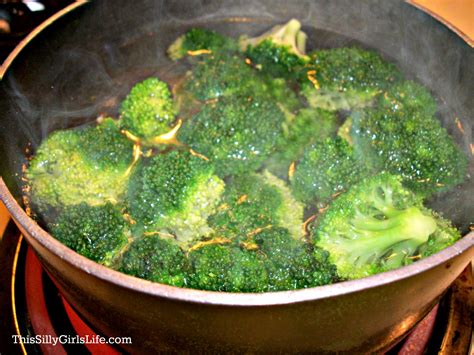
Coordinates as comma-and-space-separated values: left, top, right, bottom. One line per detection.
0, 0, 472, 230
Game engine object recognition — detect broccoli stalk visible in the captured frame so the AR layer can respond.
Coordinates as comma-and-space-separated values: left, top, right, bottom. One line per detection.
241, 19, 309, 79
312, 173, 461, 279
240, 18, 308, 58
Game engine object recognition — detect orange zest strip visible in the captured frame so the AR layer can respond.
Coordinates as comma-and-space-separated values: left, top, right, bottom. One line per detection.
307, 69, 320, 90
302, 214, 317, 235
247, 225, 273, 238
237, 195, 248, 205
187, 237, 231, 253
288, 161, 296, 179
187, 49, 212, 56
189, 149, 209, 161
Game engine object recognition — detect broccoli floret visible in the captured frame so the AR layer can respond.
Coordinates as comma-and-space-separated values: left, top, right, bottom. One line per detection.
128, 150, 224, 245
291, 136, 367, 204
50, 202, 129, 266
167, 28, 238, 61
183, 53, 264, 101
241, 19, 309, 80
119, 235, 189, 287
209, 171, 304, 240
26, 118, 134, 216
181, 50, 301, 115
350, 81, 468, 196
302, 47, 401, 111
266, 107, 338, 177
261, 77, 301, 113
120, 78, 177, 142
312, 173, 462, 280
187, 242, 268, 292
376, 79, 437, 116
178, 94, 285, 176
254, 227, 337, 291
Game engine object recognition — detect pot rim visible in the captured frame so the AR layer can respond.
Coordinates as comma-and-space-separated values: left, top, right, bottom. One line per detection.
0, 0, 473, 307
1, 177, 473, 306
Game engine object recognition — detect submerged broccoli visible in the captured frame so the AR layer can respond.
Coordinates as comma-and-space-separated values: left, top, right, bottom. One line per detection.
119, 235, 189, 287
302, 47, 401, 111
209, 171, 304, 240
26, 118, 134, 216
120, 78, 177, 142
266, 107, 338, 177
254, 227, 337, 291
187, 242, 268, 292
128, 150, 224, 245
350, 80, 468, 196
291, 136, 367, 204
178, 94, 285, 176
312, 173, 461, 279
188, 227, 336, 292
50, 202, 129, 267
241, 19, 309, 80
182, 53, 263, 101
167, 28, 238, 61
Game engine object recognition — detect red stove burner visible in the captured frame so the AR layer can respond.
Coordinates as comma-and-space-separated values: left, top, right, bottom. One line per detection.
25, 247, 119, 354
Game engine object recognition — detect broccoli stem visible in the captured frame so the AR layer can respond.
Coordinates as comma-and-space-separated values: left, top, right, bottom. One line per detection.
347, 207, 437, 265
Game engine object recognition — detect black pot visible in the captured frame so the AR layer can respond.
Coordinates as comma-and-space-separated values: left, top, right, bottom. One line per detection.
1, 1, 473, 352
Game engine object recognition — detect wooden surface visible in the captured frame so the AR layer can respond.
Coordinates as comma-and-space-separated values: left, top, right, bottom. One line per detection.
407, 0, 474, 47
0, 201, 9, 238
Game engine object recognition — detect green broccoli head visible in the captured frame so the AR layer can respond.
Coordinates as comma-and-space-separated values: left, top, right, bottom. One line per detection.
26, 118, 134, 216
312, 173, 462, 280
178, 94, 285, 176
187, 242, 268, 292
259, 77, 301, 114
183, 53, 265, 101
291, 136, 367, 204
266, 107, 338, 177
120, 78, 177, 142
350, 80, 468, 196
167, 28, 238, 61
209, 171, 304, 240
119, 235, 189, 287
254, 227, 337, 291
241, 19, 309, 80
376, 80, 437, 116
302, 47, 401, 111
181, 50, 301, 115
128, 150, 224, 245
50, 202, 129, 266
